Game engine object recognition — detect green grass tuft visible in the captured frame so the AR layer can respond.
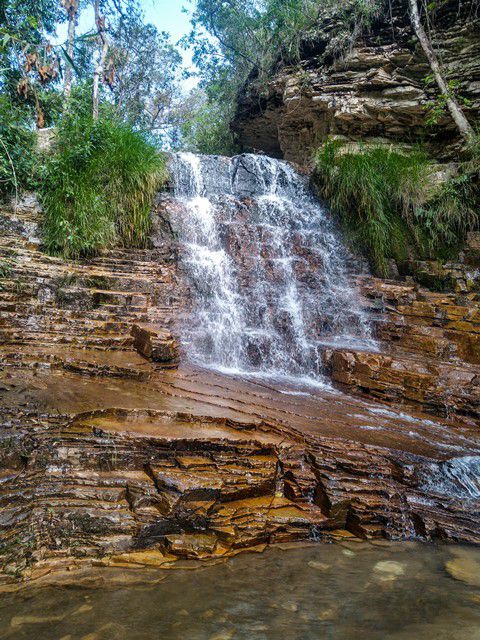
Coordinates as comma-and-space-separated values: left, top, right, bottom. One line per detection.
314, 140, 432, 275
40, 113, 168, 259
0, 97, 38, 202
314, 140, 479, 275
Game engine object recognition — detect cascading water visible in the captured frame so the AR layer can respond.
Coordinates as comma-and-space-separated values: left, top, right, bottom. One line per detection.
417, 455, 480, 501
169, 152, 375, 381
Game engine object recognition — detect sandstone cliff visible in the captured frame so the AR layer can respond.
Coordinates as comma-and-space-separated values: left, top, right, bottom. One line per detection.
233, 0, 480, 164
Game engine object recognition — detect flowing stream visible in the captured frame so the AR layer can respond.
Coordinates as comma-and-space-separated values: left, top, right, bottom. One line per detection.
169, 153, 375, 382
167, 153, 480, 500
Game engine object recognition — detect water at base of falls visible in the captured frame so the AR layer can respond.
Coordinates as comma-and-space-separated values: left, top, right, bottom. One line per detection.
2, 543, 480, 640
169, 152, 376, 383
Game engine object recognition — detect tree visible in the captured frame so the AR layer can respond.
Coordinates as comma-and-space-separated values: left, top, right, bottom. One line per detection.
176, 88, 238, 154
0, 0, 62, 127
92, 0, 108, 119
61, 0, 80, 98
407, 0, 474, 141
107, 17, 182, 134
187, 0, 323, 89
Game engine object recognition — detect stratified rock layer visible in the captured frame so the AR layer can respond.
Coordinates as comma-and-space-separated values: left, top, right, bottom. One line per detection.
0, 198, 479, 587
131, 323, 179, 365
0, 196, 185, 355
322, 277, 480, 418
233, 0, 480, 163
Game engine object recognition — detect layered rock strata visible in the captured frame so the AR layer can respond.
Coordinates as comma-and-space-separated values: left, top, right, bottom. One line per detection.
131, 324, 179, 364
0, 196, 184, 356
1, 363, 479, 587
323, 277, 480, 418
0, 198, 479, 588
233, 0, 480, 163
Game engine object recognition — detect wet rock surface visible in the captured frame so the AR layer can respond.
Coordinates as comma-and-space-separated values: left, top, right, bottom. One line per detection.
0, 196, 186, 354
0, 199, 479, 586
131, 324, 179, 365
166, 153, 374, 376
322, 277, 480, 419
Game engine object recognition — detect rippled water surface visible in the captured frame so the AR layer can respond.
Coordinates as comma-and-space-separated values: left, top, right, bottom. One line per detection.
1, 543, 479, 639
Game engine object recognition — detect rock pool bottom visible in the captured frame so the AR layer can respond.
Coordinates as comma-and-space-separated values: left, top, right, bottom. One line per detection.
0, 543, 479, 640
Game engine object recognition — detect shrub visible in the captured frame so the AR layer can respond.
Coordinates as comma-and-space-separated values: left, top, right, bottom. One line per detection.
415, 173, 478, 252
0, 96, 38, 202
314, 140, 432, 275
314, 140, 480, 274
40, 113, 168, 258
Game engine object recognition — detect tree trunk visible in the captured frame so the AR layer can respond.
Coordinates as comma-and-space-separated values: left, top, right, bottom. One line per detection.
63, 0, 78, 98
408, 0, 474, 140
34, 89, 45, 129
92, 0, 108, 120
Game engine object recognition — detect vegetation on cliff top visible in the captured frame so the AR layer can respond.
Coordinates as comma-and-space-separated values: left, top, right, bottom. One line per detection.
187, 0, 476, 153
314, 140, 479, 275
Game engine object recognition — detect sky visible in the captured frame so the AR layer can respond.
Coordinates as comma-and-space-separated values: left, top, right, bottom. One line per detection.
140, 0, 193, 43
56, 0, 198, 91
141, 0, 197, 89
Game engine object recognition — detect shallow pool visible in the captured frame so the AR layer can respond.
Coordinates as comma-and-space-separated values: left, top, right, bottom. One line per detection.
0, 542, 479, 639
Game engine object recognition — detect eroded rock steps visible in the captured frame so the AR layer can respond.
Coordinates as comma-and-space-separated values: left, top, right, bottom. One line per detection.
0, 198, 479, 587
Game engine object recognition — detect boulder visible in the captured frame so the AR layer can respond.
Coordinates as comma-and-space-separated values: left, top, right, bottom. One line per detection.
131, 323, 179, 365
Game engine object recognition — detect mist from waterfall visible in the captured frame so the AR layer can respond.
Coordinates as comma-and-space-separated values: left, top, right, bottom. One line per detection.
169, 152, 375, 382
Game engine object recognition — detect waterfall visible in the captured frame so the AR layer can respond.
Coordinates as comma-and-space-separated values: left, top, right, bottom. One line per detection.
168, 152, 375, 382
417, 456, 480, 501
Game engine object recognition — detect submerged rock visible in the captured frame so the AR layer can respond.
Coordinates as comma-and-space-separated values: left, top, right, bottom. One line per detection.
445, 548, 480, 587
10, 614, 65, 628
373, 561, 406, 577
307, 560, 330, 571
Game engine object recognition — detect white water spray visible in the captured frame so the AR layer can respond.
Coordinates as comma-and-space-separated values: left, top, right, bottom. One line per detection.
169, 152, 375, 381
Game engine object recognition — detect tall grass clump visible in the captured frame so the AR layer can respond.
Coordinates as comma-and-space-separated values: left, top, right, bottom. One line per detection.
314, 140, 432, 275
41, 113, 167, 258
0, 97, 38, 203
415, 173, 478, 252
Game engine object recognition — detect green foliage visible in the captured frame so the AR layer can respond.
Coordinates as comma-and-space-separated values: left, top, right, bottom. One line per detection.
1, 0, 184, 138
186, 0, 323, 101
314, 140, 480, 274
178, 90, 238, 155
188, 0, 381, 85
109, 18, 182, 136
185, 0, 384, 153
423, 77, 473, 127
415, 133, 479, 250
0, 96, 38, 201
40, 113, 168, 259
0, 0, 62, 127
0, 0, 60, 45
0, 258, 13, 279
314, 141, 433, 275
182, 0, 325, 153
465, 129, 480, 171
415, 174, 478, 250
